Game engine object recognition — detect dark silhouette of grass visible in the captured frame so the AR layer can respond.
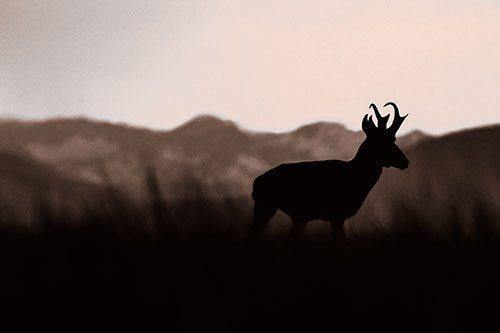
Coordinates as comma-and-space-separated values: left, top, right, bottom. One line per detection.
1, 171, 500, 332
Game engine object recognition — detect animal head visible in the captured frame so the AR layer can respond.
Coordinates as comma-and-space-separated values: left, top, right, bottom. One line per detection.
361, 102, 409, 170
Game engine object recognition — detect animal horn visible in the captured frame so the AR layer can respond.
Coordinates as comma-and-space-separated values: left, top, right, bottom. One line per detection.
384, 102, 408, 134
362, 114, 377, 136
369, 103, 390, 129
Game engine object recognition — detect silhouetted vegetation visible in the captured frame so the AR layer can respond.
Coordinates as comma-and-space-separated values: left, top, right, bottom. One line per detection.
0, 169, 499, 332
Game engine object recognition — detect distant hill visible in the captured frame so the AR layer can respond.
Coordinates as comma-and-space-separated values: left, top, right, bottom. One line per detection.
1, 114, 500, 234
0, 115, 429, 198
350, 125, 500, 235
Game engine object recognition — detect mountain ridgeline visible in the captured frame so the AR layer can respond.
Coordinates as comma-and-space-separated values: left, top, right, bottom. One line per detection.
0, 115, 427, 195
0, 114, 497, 234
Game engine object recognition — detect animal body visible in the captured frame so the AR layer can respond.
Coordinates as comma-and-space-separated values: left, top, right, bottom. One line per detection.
250, 102, 409, 241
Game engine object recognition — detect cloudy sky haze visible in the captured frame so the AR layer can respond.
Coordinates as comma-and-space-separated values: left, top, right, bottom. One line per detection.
1, 0, 499, 134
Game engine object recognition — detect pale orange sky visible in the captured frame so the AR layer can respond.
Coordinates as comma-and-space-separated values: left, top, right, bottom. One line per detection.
1, 1, 499, 134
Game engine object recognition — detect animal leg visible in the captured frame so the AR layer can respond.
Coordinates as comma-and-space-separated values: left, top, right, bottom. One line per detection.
248, 201, 277, 240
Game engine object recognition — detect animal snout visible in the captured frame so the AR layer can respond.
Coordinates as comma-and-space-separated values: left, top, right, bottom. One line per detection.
394, 155, 409, 170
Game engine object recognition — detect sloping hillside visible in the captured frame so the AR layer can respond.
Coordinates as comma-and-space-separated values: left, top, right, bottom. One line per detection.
351, 125, 500, 237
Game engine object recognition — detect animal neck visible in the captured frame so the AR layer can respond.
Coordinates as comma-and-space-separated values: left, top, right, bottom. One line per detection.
350, 140, 383, 178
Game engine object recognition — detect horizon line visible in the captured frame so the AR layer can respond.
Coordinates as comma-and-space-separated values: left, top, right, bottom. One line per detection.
0, 112, 497, 137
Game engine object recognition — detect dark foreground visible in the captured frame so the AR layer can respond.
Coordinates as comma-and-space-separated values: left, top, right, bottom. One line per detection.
1, 194, 500, 333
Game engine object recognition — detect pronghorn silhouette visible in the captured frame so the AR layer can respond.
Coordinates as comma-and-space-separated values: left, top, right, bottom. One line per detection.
250, 102, 409, 242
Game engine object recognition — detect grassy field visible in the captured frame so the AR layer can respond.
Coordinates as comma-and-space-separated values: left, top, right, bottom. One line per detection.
1, 173, 500, 332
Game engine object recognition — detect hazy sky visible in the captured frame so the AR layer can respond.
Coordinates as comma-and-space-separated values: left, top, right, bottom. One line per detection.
1, 0, 499, 134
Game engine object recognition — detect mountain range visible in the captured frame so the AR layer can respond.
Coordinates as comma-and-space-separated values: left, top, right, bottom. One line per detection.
0, 115, 428, 198
0, 114, 498, 232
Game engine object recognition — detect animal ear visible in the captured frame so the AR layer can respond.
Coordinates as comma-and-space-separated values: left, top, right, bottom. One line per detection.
362, 114, 377, 136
